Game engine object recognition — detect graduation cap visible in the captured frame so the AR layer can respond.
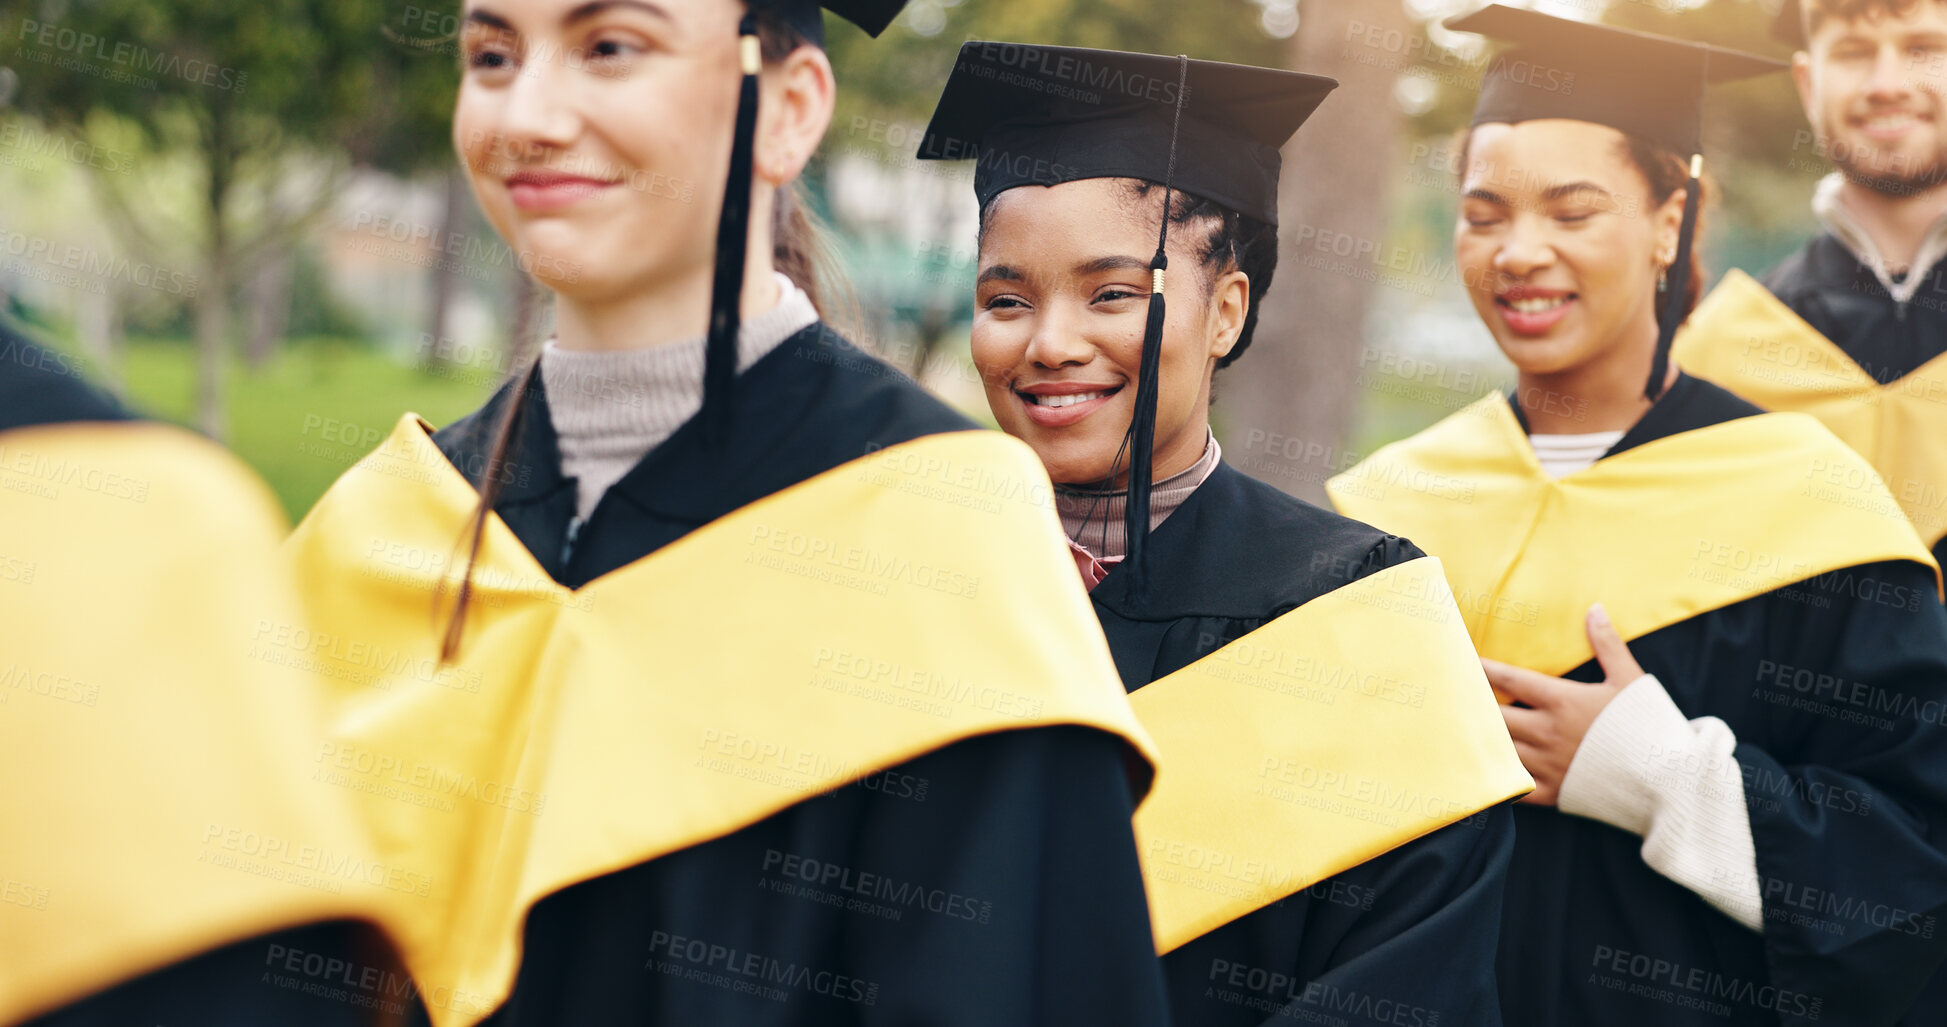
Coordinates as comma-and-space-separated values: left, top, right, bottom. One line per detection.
760, 0, 906, 44
915, 44, 1336, 224
1444, 5, 1786, 399
916, 44, 1337, 602
702, 0, 908, 444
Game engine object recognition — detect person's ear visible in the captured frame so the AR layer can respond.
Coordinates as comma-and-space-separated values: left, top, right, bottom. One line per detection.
1791, 51, 1817, 130
1208, 270, 1250, 363
754, 45, 834, 186
1652, 186, 1687, 271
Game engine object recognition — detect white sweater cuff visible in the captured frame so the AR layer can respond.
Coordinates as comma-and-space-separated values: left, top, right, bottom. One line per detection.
1558, 674, 1764, 931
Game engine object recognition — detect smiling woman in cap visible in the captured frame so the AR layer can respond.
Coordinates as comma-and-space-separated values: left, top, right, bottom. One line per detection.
1330, 7, 1947, 1025
920, 41, 1532, 1027
276, 2, 1173, 1024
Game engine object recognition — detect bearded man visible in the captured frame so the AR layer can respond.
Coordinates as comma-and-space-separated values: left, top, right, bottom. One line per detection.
1673, 0, 1947, 567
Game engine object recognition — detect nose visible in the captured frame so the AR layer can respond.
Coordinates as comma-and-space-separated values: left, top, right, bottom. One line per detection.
499, 52, 584, 155
1493, 213, 1556, 280
1866, 42, 1915, 103
1023, 304, 1095, 371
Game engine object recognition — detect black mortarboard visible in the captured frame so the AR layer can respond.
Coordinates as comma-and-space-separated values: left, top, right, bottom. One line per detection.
916, 45, 1336, 604
1445, 5, 1785, 400
914, 43, 1336, 225
757, 0, 907, 46
701, 1, 908, 445
1450, 4, 1785, 156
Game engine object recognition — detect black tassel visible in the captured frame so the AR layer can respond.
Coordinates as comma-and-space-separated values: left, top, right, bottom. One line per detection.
1117, 54, 1191, 608
1121, 256, 1169, 598
1647, 154, 1701, 401
704, 17, 762, 447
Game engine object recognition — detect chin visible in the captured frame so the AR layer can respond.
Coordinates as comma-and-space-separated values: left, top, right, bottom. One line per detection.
1036, 445, 1123, 489
1493, 333, 1590, 377
526, 259, 596, 294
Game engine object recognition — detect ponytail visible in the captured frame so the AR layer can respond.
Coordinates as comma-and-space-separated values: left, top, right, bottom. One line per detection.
772, 179, 858, 329
440, 359, 539, 663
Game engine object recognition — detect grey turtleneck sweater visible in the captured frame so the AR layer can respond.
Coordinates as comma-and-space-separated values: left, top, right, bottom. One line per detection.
539, 272, 818, 520
1056, 431, 1223, 561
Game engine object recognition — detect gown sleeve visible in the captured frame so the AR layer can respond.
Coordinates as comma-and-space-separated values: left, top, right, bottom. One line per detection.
1734, 559, 1947, 1025
843, 725, 1171, 1026
1270, 807, 1514, 1027
470, 725, 1170, 1026
1148, 528, 1515, 1027
1559, 673, 1764, 930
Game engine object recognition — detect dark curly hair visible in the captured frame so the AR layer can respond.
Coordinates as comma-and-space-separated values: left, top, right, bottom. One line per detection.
1121, 181, 1279, 370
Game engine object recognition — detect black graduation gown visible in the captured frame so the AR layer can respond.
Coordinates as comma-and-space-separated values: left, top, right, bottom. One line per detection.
1494, 375, 1947, 1027
0, 327, 130, 432
2, 325, 411, 1027
1088, 462, 1516, 1027
412, 324, 1169, 1026
1763, 232, 1947, 567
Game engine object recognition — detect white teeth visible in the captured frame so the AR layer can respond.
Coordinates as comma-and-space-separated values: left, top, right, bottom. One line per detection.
1506, 296, 1568, 314
1866, 114, 1919, 130
1029, 390, 1112, 408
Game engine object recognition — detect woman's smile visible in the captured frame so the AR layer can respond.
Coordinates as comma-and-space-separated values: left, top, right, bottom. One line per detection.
1014, 380, 1126, 428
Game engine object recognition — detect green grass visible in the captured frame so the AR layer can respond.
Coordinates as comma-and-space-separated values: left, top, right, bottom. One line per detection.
108, 338, 497, 521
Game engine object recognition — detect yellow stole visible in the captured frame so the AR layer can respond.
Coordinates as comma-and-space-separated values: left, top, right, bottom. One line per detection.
0, 423, 380, 1024
1327, 398, 1940, 678
1128, 556, 1533, 954
279, 416, 1159, 1027
1675, 268, 1947, 549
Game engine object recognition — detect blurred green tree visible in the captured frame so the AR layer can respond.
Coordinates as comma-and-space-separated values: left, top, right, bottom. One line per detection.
2, 0, 455, 438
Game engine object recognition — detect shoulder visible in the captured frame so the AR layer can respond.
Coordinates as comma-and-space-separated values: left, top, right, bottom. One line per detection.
1759, 234, 1820, 297
776, 325, 975, 449
1662, 373, 1766, 427
1328, 395, 1516, 515
1356, 394, 1508, 467
1178, 463, 1428, 614
1759, 232, 1857, 304
430, 375, 525, 474
0, 326, 132, 433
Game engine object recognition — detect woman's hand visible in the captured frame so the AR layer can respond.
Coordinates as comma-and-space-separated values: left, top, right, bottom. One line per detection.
1485, 603, 1646, 806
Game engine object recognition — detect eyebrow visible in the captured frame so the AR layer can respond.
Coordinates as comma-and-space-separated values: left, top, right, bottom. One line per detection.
464, 0, 670, 32
1463, 182, 1610, 205
1075, 255, 1152, 276
464, 8, 514, 30
1541, 181, 1610, 202
564, 0, 672, 24
976, 265, 1023, 286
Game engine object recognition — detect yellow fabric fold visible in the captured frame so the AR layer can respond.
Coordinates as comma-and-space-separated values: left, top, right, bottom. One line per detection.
0, 423, 379, 1024
282, 416, 1159, 1027
1328, 399, 1939, 678
1130, 556, 1532, 953
1675, 268, 1947, 548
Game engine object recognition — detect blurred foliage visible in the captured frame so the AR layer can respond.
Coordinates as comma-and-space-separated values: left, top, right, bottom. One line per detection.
825, 0, 1285, 134
285, 247, 375, 338
1, 0, 457, 177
